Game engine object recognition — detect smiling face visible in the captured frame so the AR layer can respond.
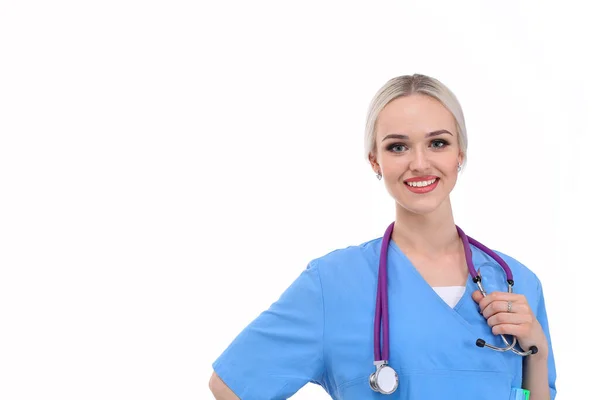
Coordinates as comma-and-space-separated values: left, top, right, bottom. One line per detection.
369, 93, 464, 216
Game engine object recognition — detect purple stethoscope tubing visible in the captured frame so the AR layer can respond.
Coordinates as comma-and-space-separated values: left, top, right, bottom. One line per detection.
374, 222, 537, 363
374, 222, 393, 363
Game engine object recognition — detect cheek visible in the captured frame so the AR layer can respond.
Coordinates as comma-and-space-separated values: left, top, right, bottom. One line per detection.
439, 154, 461, 174
380, 152, 408, 170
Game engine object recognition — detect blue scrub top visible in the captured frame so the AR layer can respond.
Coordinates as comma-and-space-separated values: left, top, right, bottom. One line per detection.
212, 236, 557, 399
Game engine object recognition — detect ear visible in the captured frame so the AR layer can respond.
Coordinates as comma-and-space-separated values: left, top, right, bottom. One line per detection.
458, 152, 465, 168
368, 152, 380, 174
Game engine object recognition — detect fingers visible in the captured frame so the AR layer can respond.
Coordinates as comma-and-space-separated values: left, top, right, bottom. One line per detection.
471, 290, 545, 352
486, 311, 533, 328
481, 300, 527, 319
475, 291, 527, 314
471, 290, 483, 303
471, 290, 535, 339
490, 323, 529, 337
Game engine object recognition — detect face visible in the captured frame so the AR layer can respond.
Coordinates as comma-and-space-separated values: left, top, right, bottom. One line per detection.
369, 94, 464, 215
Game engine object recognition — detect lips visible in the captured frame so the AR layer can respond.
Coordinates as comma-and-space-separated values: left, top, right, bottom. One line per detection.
403, 176, 440, 194
404, 175, 438, 184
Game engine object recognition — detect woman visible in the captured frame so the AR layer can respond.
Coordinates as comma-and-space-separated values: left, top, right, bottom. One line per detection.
208, 74, 557, 399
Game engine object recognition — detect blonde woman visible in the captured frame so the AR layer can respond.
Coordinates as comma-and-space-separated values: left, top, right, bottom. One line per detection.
209, 74, 557, 400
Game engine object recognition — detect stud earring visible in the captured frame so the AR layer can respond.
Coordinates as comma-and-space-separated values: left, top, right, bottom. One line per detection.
458, 165, 462, 172
376, 172, 382, 180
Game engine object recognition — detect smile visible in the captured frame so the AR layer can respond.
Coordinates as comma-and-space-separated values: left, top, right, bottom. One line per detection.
403, 177, 440, 194
405, 178, 437, 187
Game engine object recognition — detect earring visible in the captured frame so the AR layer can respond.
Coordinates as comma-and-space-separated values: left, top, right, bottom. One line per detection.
376, 172, 382, 180
457, 165, 462, 172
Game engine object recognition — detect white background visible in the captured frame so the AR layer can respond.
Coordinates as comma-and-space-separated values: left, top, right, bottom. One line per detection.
0, 1, 597, 399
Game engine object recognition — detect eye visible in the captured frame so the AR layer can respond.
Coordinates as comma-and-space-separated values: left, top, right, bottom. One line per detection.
431, 139, 449, 149
386, 143, 408, 153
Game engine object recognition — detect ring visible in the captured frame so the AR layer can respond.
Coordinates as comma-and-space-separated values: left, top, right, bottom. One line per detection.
507, 300, 513, 313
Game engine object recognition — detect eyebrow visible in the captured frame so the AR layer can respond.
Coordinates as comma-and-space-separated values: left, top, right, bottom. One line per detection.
382, 130, 453, 141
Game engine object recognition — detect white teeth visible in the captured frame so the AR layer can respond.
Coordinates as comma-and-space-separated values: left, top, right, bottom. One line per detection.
407, 179, 437, 187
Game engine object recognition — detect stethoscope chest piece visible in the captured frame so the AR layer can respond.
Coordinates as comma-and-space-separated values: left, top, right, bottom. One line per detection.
369, 361, 398, 394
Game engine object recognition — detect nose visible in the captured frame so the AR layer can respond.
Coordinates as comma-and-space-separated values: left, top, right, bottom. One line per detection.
408, 146, 431, 172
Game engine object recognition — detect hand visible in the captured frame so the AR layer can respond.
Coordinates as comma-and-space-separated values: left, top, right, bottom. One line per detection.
471, 290, 549, 357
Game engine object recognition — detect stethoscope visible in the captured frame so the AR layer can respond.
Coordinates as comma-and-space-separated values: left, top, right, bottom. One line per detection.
369, 222, 539, 395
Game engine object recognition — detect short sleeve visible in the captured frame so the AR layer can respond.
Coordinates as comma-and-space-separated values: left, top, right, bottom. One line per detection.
535, 281, 557, 399
212, 262, 325, 400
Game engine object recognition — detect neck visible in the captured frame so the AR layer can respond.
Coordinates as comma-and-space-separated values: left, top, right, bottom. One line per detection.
392, 200, 461, 256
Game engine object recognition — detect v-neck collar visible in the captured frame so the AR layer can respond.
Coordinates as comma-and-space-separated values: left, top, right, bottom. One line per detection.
387, 239, 476, 313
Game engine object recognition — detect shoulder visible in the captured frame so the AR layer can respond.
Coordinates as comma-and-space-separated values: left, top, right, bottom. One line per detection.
472, 245, 541, 286
270, 237, 382, 306
308, 236, 382, 267
306, 236, 382, 281
492, 250, 542, 289
473, 246, 545, 310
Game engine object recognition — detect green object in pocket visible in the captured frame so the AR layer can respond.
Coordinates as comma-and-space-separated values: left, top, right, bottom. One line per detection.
511, 387, 531, 399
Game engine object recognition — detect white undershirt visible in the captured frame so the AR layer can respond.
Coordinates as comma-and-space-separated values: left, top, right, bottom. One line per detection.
432, 286, 466, 308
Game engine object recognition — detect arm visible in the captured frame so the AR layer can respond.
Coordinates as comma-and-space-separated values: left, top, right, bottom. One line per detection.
523, 352, 550, 400
473, 280, 557, 399
209, 372, 240, 400
523, 281, 557, 400
210, 263, 326, 399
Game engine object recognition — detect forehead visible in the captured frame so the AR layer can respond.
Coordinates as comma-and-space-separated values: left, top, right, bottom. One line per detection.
376, 94, 456, 137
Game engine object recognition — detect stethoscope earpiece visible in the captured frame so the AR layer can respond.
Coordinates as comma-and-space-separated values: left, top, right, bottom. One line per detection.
476, 337, 539, 356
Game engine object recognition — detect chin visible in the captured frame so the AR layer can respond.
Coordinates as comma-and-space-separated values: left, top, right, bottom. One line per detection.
394, 194, 447, 216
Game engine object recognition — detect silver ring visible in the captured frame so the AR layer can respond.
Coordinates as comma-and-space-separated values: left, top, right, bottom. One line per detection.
507, 300, 512, 313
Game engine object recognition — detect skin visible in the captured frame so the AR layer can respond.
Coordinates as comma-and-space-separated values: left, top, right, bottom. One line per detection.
209, 93, 550, 399
369, 93, 550, 399
209, 372, 238, 400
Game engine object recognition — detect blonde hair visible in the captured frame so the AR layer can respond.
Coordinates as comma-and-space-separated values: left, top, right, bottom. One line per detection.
364, 74, 468, 166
